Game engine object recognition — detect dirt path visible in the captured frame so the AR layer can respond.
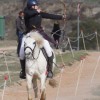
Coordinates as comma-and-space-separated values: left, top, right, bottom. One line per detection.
0, 46, 16, 52
0, 52, 100, 100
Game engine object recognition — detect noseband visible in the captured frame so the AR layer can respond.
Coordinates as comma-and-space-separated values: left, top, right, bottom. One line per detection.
24, 42, 40, 60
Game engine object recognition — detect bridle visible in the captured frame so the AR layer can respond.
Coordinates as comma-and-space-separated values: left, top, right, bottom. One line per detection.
24, 41, 41, 60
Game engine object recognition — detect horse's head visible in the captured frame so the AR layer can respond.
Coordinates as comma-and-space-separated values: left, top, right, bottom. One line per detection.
24, 31, 44, 59
24, 37, 36, 59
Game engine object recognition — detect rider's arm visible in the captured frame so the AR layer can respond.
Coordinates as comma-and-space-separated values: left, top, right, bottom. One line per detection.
40, 12, 63, 20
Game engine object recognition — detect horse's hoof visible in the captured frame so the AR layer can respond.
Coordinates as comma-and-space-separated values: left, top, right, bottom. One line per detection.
40, 92, 46, 100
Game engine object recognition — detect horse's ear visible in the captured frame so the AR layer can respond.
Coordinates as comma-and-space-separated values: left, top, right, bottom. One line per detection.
33, 42, 36, 45
30, 31, 44, 48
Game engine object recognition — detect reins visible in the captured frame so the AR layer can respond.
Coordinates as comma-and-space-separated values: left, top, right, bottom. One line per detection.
24, 42, 41, 60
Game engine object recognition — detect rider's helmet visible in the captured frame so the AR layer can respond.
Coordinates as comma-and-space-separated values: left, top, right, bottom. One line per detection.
27, 0, 38, 8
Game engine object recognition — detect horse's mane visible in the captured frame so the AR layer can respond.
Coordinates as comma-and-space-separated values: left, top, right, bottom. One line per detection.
29, 31, 44, 48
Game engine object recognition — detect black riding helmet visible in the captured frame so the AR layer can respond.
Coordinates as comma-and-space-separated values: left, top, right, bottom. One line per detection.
27, 0, 38, 8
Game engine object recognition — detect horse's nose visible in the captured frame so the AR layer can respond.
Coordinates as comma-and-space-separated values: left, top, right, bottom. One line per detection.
25, 52, 32, 59
26, 52, 31, 55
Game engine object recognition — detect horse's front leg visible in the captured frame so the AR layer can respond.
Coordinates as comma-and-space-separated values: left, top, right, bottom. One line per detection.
32, 77, 38, 98
40, 73, 46, 100
26, 73, 33, 100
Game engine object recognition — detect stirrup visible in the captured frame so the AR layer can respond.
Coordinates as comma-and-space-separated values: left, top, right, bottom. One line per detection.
47, 71, 53, 78
19, 71, 26, 79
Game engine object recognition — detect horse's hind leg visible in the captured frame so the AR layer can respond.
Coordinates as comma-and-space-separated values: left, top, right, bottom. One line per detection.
32, 77, 38, 98
40, 74, 46, 100
26, 74, 33, 100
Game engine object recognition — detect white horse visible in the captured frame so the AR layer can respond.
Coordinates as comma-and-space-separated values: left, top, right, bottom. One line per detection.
24, 31, 56, 100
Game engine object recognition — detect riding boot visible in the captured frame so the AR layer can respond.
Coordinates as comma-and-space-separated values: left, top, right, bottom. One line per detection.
19, 59, 26, 79
47, 54, 53, 78
17, 41, 21, 57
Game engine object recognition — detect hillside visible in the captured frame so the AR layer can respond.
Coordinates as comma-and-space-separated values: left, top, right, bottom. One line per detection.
0, 0, 100, 40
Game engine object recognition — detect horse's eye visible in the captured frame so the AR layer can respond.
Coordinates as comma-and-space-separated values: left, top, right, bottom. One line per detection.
24, 42, 26, 46
33, 42, 36, 45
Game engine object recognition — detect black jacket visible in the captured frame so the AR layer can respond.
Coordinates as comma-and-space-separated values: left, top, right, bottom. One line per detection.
24, 7, 63, 32
51, 23, 61, 41
16, 16, 26, 35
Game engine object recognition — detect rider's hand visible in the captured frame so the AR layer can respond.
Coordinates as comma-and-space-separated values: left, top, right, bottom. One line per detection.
62, 14, 67, 20
37, 8, 41, 13
35, 6, 41, 13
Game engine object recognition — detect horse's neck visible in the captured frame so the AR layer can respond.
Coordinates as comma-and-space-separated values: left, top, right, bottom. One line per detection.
34, 44, 40, 59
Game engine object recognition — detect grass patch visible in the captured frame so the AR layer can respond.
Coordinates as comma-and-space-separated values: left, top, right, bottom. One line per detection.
0, 40, 17, 48
53, 50, 87, 76
0, 73, 20, 89
0, 63, 20, 71
0, 50, 21, 89
0, 50, 87, 89
0, 51, 20, 71
56, 50, 87, 65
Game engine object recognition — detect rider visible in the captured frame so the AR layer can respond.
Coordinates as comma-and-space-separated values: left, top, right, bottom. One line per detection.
19, 0, 66, 79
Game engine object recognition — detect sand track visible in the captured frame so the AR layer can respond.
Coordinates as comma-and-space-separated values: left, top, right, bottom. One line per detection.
0, 52, 100, 100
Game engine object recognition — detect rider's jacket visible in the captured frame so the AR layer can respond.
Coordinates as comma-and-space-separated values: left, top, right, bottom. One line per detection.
24, 7, 63, 32
16, 16, 26, 35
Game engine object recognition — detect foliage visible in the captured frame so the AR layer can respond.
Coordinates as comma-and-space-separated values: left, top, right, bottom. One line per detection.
80, 18, 100, 33
68, 18, 100, 50
56, 50, 87, 65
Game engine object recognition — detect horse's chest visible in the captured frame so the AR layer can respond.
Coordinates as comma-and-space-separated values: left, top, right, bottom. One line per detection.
26, 61, 46, 75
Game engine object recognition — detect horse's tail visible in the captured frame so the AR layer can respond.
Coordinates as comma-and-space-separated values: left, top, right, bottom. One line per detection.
48, 78, 58, 88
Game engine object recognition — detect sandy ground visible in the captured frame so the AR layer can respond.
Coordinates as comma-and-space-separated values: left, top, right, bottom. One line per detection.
0, 46, 17, 52
0, 52, 100, 100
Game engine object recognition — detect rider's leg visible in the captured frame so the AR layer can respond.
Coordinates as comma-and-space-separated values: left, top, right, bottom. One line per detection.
19, 59, 26, 79
19, 37, 26, 79
43, 39, 53, 78
17, 40, 20, 57
17, 32, 23, 57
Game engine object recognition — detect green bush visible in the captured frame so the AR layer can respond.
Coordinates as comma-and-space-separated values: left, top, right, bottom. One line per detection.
68, 18, 100, 50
